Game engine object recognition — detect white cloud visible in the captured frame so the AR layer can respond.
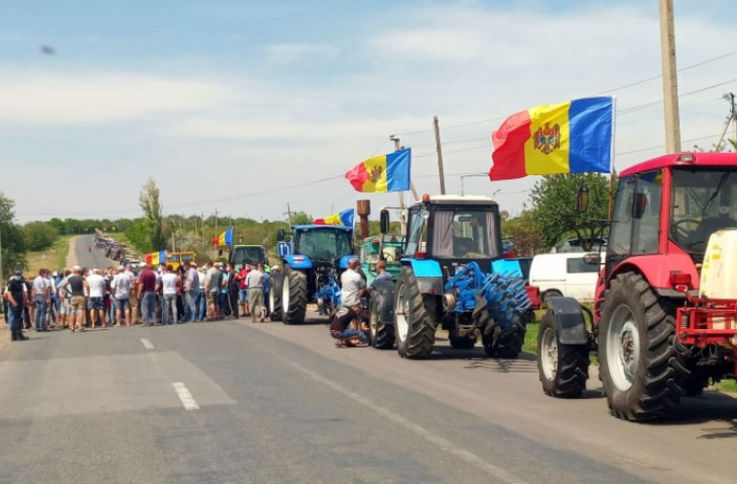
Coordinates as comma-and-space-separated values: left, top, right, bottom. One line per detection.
0, 70, 230, 125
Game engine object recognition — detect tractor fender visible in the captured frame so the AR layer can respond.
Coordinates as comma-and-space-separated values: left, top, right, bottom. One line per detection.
284, 254, 313, 270
547, 297, 588, 345
338, 255, 353, 270
402, 259, 443, 295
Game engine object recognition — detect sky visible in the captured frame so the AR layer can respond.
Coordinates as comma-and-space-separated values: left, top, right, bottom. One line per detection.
1, 0, 736, 223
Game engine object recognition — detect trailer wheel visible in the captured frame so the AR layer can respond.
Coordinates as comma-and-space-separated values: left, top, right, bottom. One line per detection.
599, 272, 685, 420
282, 269, 307, 325
395, 266, 435, 358
537, 310, 589, 398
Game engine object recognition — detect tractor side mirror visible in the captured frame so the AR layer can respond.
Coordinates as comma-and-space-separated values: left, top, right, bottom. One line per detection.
276, 229, 286, 241
577, 185, 589, 213
380, 209, 390, 234
583, 252, 601, 265
633, 193, 648, 219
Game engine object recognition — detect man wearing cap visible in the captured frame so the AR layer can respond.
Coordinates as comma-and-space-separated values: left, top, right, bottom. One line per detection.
60, 266, 89, 332
245, 264, 265, 322
204, 262, 222, 321
3, 270, 29, 341
126, 264, 140, 324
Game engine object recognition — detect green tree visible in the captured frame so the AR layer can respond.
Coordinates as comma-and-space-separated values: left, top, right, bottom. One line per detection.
290, 211, 313, 225
139, 178, 166, 250
22, 221, 59, 251
501, 210, 544, 256
124, 219, 154, 253
0, 192, 27, 278
529, 173, 613, 250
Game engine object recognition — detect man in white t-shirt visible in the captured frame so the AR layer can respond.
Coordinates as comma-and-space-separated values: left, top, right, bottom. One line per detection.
160, 265, 179, 325
86, 269, 107, 328
112, 266, 133, 327
31, 269, 50, 332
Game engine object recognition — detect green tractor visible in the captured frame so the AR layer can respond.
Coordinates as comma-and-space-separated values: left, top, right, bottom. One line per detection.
359, 235, 405, 285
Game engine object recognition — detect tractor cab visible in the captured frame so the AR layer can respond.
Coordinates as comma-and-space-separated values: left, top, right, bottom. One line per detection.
605, 153, 737, 291
402, 195, 503, 277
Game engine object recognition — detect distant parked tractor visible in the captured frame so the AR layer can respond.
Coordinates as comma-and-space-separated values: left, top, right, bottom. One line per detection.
228, 244, 268, 269
371, 195, 531, 358
539, 153, 737, 421
359, 235, 405, 285
270, 225, 354, 324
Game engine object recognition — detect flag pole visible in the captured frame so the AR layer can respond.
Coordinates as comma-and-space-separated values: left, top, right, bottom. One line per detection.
391, 135, 408, 233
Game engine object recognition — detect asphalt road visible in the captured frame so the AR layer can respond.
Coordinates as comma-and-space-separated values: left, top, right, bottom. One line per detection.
0, 237, 733, 483
73, 234, 119, 270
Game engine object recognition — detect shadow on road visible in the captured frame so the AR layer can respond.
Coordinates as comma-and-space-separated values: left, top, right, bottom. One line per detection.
642, 391, 737, 437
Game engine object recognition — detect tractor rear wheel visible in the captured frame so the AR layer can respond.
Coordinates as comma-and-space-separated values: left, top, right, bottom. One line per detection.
394, 266, 435, 358
369, 295, 394, 349
282, 269, 307, 325
269, 273, 284, 321
537, 310, 589, 398
599, 272, 685, 420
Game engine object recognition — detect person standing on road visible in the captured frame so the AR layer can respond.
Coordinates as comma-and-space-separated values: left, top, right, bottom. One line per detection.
138, 263, 158, 326
61, 266, 89, 333
3, 270, 29, 341
184, 262, 200, 322
205, 262, 222, 321
160, 265, 179, 325
245, 264, 265, 323
226, 264, 239, 320
126, 264, 140, 325
236, 264, 250, 318
87, 269, 107, 328
31, 269, 50, 332
197, 265, 208, 321
112, 266, 132, 327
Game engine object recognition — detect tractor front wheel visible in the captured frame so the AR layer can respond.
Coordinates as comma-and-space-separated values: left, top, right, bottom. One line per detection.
394, 266, 435, 358
282, 269, 307, 325
369, 293, 395, 349
269, 273, 284, 321
537, 310, 589, 398
599, 272, 685, 420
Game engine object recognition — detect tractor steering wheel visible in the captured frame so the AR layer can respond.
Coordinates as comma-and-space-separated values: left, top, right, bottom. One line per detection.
383, 253, 395, 263
672, 218, 700, 242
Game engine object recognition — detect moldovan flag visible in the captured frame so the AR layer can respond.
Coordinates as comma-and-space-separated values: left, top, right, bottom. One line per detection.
215, 227, 233, 247
345, 148, 411, 192
489, 97, 614, 181
314, 208, 355, 227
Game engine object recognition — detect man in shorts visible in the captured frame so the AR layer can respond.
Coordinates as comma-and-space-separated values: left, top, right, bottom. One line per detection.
87, 268, 106, 328
61, 266, 89, 332
112, 266, 132, 326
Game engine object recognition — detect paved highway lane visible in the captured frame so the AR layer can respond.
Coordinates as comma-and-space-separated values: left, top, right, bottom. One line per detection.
72, 234, 118, 269
0, 317, 655, 484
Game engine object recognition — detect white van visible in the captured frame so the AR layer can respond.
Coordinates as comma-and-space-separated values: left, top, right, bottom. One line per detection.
529, 252, 603, 303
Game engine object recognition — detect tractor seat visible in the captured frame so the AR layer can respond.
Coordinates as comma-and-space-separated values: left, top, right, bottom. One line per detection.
453, 237, 474, 257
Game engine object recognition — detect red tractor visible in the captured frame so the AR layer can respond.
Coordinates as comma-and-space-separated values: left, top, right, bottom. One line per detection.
538, 152, 737, 421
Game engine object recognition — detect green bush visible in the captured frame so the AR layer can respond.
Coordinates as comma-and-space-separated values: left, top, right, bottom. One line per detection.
23, 221, 59, 251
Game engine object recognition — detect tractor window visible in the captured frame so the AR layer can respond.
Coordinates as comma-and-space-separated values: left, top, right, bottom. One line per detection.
296, 230, 352, 262
405, 209, 428, 256
631, 170, 662, 255
231, 246, 266, 266
608, 177, 635, 257
432, 209, 499, 259
671, 167, 737, 255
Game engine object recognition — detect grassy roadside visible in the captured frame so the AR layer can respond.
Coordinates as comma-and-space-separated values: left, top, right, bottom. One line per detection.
23, 235, 74, 275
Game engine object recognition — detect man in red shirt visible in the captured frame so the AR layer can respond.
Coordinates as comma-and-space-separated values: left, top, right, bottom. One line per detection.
236, 264, 251, 317
138, 263, 158, 326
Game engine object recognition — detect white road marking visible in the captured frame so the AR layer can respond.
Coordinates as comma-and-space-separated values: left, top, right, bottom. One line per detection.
172, 382, 200, 410
140, 338, 155, 350
287, 361, 527, 484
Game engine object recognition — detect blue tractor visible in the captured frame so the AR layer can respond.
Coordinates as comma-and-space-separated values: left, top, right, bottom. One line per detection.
270, 225, 355, 324
371, 195, 531, 358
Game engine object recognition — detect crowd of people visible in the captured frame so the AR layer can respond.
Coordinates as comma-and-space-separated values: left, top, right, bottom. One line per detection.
2, 259, 278, 341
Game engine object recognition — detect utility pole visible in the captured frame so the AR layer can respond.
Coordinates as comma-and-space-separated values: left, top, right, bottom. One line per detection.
433, 116, 447, 194
390, 135, 408, 233
213, 209, 219, 236
659, 0, 681, 153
